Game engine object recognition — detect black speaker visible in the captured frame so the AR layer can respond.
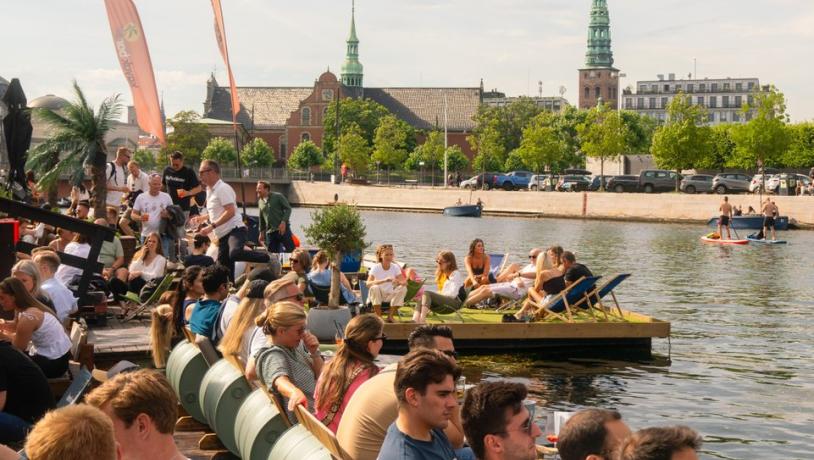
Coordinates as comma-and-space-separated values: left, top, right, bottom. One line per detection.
0, 218, 19, 280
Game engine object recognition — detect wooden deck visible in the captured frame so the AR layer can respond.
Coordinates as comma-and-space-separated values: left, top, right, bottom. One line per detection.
88, 317, 153, 365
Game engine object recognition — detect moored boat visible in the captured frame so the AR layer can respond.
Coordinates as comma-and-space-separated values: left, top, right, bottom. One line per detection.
707, 215, 789, 230
442, 204, 482, 217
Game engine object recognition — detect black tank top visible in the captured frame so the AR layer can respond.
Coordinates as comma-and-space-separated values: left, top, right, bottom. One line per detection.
542, 275, 565, 295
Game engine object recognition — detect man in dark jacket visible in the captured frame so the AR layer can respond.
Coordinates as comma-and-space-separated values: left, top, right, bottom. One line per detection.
256, 180, 294, 253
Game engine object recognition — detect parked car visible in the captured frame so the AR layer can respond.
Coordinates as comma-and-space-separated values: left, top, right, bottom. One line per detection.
712, 173, 751, 194
588, 175, 615, 191
749, 174, 779, 194
460, 172, 502, 190
680, 174, 714, 194
528, 174, 558, 191
639, 169, 681, 193
607, 175, 640, 193
557, 175, 592, 192
497, 170, 534, 190
794, 174, 812, 195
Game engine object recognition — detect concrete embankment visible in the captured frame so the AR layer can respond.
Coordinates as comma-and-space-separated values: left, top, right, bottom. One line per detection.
287, 181, 814, 228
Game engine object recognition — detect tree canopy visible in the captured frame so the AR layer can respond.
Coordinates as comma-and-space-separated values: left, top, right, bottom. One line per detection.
201, 137, 237, 166
372, 115, 411, 169
651, 93, 713, 179
241, 137, 275, 168
288, 139, 324, 170
729, 86, 790, 170
578, 103, 629, 188
515, 112, 567, 173
337, 125, 371, 176
160, 110, 209, 165
323, 98, 391, 154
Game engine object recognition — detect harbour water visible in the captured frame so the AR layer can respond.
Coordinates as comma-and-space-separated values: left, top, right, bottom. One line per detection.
288, 208, 813, 460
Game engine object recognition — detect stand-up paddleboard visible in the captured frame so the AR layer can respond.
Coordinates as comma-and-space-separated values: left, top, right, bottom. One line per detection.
746, 236, 787, 244
701, 236, 749, 245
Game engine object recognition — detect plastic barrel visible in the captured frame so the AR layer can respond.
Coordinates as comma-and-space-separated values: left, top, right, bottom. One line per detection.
165, 340, 208, 423
267, 425, 332, 460
233, 388, 289, 460
199, 360, 251, 455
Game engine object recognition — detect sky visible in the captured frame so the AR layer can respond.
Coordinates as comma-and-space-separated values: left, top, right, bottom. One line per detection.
3, 0, 814, 122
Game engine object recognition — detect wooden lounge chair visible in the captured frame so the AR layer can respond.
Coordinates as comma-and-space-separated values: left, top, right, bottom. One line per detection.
528, 276, 602, 322
572, 273, 631, 320
294, 404, 352, 460
263, 384, 293, 428
120, 274, 175, 322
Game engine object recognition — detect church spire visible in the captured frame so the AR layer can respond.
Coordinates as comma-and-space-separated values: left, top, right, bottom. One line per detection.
341, 0, 364, 87
584, 0, 614, 68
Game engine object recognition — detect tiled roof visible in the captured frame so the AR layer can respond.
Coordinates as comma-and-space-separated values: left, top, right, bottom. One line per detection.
364, 88, 481, 131
206, 86, 312, 129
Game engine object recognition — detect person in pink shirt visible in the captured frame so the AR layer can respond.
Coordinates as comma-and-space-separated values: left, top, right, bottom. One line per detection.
313, 314, 385, 433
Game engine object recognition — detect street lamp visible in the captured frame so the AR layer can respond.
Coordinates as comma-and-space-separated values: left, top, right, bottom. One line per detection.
419, 161, 425, 186
376, 160, 381, 184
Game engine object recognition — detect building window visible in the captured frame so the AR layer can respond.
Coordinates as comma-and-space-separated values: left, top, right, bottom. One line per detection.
649, 97, 656, 109
280, 141, 287, 158
584, 87, 589, 99
720, 112, 727, 122
699, 83, 706, 91
651, 84, 658, 92
734, 95, 742, 107
748, 82, 755, 90
746, 111, 753, 121
709, 96, 717, 108
686, 84, 693, 92
735, 82, 742, 91
664, 84, 670, 92
595, 87, 600, 98
661, 97, 668, 108
747, 95, 754, 106
732, 112, 740, 122
637, 98, 644, 109
676, 84, 683, 92
608, 87, 615, 100
708, 112, 715, 122
697, 96, 704, 106
625, 98, 633, 109
301, 132, 310, 142
722, 95, 729, 108
639, 85, 646, 93
301, 107, 311, 126
723, 83, 730, 90
711, 83, 718, 92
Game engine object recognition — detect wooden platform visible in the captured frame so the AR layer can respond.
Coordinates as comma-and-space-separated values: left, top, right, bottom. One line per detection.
88, 317, 153, 365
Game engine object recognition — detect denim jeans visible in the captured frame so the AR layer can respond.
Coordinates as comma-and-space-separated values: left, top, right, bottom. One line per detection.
218, 226, 270, 281
0, 411, 31, 443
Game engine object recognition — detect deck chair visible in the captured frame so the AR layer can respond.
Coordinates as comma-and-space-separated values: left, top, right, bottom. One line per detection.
529, 276, 601, 323
56, 366, 93, 408
572, 273, 631, 319
489, 252, 509, 280
294, 404, 352, 460
263, 384, 293, 428
404, 278, 425, 304
194, 335, 221, 366
358, 279, 397, 318
121, 274, 175, 322
307, 280, 348, 307
427, 293, 466, 323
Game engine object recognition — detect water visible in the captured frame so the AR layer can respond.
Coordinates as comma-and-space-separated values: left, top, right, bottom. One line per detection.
286, 208, 813, 459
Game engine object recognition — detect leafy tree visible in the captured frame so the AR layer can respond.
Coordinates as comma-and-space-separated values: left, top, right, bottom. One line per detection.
160, 110, 210, 165
303, 204, 367, 307
730, 86, 790, 171
577, 103, 628, 190
549, 106, 589, 171
26, 81, 122, 217
620, 110, 657, 154
133, 149, 157, 172
650, 92, 713, 191
323, 98, 391, 154
698, 124, 736, 171
372, 115, 410, 169
338, 125, 370, 176
201, 137, 237, 166
468, 99, 543, 170
405, 130, 445, 184
241, 137, 275, 168
445, 145, 469, 172
288, 139, 323, 170
516, 112, 567, 173
504, 150, 526, 171
783, 122, 814, 168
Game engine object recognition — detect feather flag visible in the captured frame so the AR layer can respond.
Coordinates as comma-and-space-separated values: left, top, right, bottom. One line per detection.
103, 0, 166, 145
211, 0, 241, 123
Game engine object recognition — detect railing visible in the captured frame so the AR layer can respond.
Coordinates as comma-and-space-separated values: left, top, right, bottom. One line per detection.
218, 167, 290, 182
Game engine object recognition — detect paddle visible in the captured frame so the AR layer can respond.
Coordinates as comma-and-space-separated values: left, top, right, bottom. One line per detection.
730, 221, 740, 240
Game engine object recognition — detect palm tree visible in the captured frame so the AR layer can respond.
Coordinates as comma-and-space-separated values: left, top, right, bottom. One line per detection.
26, 81, 122, 216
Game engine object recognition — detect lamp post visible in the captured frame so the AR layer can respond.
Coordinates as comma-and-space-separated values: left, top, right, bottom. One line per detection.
376, 160, 381, 184
419, 161, 425, 186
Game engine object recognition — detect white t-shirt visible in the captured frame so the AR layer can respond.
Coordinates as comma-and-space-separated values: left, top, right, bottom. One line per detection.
127, 170, 150, 193
41, 278, 78, 322
440, 270, 465, 297
248, 326, 268, 360
218, 294, 241, 338
369, 263, 402, 282
106, 161, 128, 206
55, 242, 91, 285
206, 179, 244, 238
133, 191, 173, 237
128, 254, 167, 281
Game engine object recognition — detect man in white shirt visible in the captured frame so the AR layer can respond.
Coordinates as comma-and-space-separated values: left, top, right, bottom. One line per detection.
126, 160, 150, 194
33, 251, 78, 322
197, 159, 269, 280
131, 174, 173, 242
106, 147, 130, 209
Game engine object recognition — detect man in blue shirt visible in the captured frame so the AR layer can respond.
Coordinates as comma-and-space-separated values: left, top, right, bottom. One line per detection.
378, 349, 462, 460
188, 264, 230, 344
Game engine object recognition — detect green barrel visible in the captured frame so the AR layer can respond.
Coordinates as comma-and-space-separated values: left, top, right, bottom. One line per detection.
165, 340, 208, 424
198, 360, 251, 455
233, 388, 289, 460
267, 425, 332, 460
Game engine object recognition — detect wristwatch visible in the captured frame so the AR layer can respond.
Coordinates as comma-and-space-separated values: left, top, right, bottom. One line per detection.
211, 222, 217, 229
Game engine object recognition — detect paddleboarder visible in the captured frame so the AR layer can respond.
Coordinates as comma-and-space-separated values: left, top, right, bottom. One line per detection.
761, 199, 779, 241
718, 196, 733, 240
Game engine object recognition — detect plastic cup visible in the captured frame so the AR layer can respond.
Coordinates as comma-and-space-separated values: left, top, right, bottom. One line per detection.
141, 214, 149, 222
177, 189, 186, 198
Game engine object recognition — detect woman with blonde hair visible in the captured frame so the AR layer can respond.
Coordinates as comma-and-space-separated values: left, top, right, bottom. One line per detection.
149, 301, 174, 368
11, 260, 55, 313
245, 301, 323, 419
314, 314, 384, 432
513, 245, 566, 321
218, 280, 268, 371
0, 277, 71, 377
126, 232, 167, 294
414, 250, 466, 324
367, 244, 408, 322
289, 248, 312, 293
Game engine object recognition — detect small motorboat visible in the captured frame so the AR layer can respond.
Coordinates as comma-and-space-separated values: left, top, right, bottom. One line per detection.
706, 215, 789, 230
700, 236, 748, 245
442, 204, 482, 217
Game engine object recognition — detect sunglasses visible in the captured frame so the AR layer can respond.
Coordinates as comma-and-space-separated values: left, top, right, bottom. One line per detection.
198, 168, 212, 175
441, 349, 458, 359
372, 334, 387, 342
290, 259, 300, 264
529, 254, 538, 259
497, 403, 536, 436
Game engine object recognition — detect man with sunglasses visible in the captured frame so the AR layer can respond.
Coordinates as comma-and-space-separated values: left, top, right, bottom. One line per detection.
338, 325, 470, 460
461, 381, 542, 460
197, 159, 269, 280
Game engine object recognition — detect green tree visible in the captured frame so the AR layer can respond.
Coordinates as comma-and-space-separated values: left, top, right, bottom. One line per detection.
405, 130, 445, 184
26, 81, 122, 217
372, 115, 410, 170
323, 98, 392, 154
468, 99, 543, 171
288, 139, 324, 170
445, 145, 469, 172
549, 105, 589, 171
577, 103, 629, 190
650, 93, 713, 191
730, 86, 790, 171
160, 110, 210, 165
133, 149, 157, 171
698, 124, 736, 171
338, 125, 371, 177
201, 137, 237, 166
783, 122, 814, 168
504, 150, 526, 171
303, 204, 367, 307
515, 112, 567, 173
241, 137, 275, 168
620, 110, 657, 154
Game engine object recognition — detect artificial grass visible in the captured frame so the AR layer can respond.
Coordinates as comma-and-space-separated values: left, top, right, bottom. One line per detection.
389, 306, 640, 324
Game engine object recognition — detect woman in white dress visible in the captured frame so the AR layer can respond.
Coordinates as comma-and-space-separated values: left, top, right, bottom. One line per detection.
126, 232, 167, 294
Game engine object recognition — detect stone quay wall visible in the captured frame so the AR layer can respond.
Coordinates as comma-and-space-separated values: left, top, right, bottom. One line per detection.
288, 181, 814, 228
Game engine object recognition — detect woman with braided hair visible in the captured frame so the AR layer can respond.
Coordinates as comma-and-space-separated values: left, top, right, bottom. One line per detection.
313, 314, 385, 433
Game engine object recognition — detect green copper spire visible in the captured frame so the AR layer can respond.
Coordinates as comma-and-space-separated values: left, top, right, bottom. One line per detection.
584, 0, 614, 68
341, 0, 364, 87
